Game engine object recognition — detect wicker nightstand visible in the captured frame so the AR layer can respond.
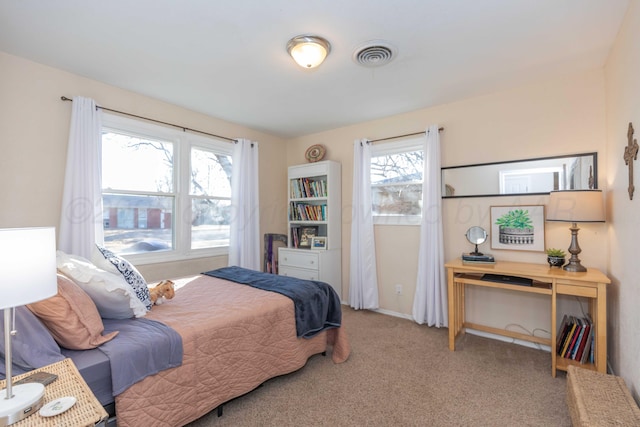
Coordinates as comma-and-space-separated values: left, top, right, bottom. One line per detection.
0, 358, 107, 427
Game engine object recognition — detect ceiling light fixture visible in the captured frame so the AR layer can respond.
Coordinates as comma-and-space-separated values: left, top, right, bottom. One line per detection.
287, 35, 331, 69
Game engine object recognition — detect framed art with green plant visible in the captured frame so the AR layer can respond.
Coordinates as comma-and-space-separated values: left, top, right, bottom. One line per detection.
490, 205, 545, 251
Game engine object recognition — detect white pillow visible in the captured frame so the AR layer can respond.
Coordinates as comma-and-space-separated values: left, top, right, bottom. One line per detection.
56, 251, 148, 319
92, 245, 152, 311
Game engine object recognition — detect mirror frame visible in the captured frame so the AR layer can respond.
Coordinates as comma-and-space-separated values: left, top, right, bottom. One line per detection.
441, 152, 598, 198
465, 226, 488, 245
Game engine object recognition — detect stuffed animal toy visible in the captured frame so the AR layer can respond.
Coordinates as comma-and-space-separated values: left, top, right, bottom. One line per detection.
149, 280, 175, 305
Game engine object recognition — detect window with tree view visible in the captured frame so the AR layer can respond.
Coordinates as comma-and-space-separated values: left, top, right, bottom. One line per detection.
102, 113, 233, 261
370, 138, 424, 224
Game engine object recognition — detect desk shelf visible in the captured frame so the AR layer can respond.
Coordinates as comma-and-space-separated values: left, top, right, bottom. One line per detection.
454, 274, 552, 295
446, 259, 609, 377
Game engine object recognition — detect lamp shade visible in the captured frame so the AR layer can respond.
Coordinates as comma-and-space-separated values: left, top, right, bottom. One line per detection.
0, 227, 57, 309
546, 190, 605, 223
287, 35, 331, 69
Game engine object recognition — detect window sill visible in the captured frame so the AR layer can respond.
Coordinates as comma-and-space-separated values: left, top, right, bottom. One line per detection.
121, 246, 229, 265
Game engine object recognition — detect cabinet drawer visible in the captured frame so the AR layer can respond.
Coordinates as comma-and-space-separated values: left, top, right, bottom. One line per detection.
279, 249, 319, 270
279, 266, 318, 281
557, 283, 597, 298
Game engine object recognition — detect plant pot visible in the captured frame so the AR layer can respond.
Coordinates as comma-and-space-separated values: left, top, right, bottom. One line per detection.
499, 226, 534, 245
547, 256, 565, 268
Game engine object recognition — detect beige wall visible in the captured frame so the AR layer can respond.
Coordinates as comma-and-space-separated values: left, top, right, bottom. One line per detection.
5, 37, 636, 393
287, 69, 608, 338
604, 1, 640, 400
0, 51, 288, 280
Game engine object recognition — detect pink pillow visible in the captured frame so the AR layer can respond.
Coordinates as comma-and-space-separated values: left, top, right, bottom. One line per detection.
27, 274, 118, 350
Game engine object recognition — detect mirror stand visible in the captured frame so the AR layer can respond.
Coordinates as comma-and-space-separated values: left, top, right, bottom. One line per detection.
470, 242, 483, 256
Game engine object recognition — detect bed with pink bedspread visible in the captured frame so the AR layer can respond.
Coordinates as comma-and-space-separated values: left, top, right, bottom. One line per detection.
113, 274, 350, 427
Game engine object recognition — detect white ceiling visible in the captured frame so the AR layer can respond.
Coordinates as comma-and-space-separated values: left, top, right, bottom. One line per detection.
0, 1, 629, 138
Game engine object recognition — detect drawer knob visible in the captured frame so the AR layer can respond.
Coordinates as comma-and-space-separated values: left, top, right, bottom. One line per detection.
310, 261, 315, 264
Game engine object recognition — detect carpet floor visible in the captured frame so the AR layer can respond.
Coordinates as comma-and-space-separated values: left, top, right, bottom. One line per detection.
186, 307, 571, 426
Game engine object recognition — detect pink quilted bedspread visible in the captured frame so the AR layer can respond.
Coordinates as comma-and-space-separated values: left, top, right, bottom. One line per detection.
114, 275, 350, 427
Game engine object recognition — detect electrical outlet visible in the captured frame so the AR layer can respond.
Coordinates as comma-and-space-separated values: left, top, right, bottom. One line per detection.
395, 284, 402, 295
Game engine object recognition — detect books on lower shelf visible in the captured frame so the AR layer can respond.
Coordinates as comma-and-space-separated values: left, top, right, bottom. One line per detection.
556, 314, 594, 364
290, 226, 320, 249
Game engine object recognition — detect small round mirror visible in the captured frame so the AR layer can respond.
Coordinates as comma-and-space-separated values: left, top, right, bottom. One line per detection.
466, 226, 487, 255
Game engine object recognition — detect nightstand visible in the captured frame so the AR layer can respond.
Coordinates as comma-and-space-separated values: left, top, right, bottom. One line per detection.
0, 358, 107, 426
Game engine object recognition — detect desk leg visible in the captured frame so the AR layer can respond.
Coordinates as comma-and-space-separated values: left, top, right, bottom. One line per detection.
448, 269, 456, 350
459, 282, 465, 338
448, 270, 465, 351
551, 284, 557, 378
594, 283, 607, 373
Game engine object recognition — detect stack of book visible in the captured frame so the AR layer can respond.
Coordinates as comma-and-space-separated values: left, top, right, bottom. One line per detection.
556, 314, 594, 364
461, 253, 495, 264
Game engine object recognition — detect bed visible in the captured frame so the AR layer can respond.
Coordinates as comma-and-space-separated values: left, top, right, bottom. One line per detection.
1, 263, 350, 427
111, 272, 350, 426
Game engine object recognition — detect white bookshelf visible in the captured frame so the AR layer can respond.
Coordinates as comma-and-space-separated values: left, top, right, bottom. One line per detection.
278, 160, 342, 296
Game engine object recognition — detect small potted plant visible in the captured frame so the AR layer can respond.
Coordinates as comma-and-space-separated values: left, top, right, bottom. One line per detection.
546, 248, 566, 267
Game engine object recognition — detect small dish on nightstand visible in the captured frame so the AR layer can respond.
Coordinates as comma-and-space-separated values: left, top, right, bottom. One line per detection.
39, 396, 77, 417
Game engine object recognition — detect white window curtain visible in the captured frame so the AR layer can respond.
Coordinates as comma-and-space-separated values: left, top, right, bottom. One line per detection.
59, 96, 103, 259
413, 125, 448, 327
349, 139, 379, 309
228, 139, 260, 270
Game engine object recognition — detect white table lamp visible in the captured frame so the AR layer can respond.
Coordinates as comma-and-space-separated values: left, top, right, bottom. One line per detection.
546, 190, 605, 272
0, 227, 57, 425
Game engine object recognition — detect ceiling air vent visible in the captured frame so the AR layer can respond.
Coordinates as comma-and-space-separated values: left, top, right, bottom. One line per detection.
352, 41, 396, 67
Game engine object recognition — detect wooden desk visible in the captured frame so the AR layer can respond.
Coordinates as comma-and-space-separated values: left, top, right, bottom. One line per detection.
445, 259, 610, 377
1, 358, 107, 426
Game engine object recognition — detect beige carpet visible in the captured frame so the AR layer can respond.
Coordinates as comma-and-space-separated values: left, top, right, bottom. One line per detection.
186, 307, 571, 426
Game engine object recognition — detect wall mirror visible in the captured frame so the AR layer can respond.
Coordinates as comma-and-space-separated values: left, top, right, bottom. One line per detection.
441, 152, 597, 198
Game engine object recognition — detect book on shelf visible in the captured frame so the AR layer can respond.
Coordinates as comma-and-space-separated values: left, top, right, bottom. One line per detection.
556, 314, 570, 349
556, 314, 594, 363
289, 202, 327, 221
580, 315, 594, 364
574, 322, 591, 361
290, 226, 300, 248
568, 317, 585, 359
290, 177, 328, 198
560, 317, 578, 358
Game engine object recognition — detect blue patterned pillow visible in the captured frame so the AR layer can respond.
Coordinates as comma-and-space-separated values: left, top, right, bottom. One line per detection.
93, 245, 152, 311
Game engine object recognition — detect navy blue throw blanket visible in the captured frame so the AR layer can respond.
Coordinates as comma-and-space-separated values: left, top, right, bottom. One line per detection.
202, 266, 341, 338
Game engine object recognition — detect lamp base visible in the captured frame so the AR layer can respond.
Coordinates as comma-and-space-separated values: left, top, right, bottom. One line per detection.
563, 258, 587, 272
562, 222, 588, 273
0, 383, 45, 426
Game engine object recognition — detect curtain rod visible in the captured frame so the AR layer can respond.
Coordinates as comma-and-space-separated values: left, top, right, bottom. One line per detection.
369, 127, 444, 143
60, 96, 238, 143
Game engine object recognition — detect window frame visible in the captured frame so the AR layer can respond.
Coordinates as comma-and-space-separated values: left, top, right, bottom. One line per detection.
370, 137, 424, 226
102, 113, 233, 265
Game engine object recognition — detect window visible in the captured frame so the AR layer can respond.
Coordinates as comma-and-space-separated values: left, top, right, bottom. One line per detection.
102, 113, 233, 263
370, 138, 424, 225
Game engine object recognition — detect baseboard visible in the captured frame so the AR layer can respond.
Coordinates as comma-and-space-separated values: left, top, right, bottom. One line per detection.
464, 328, 551, 352
363, 306, 551, 352
371, 308, 414, 321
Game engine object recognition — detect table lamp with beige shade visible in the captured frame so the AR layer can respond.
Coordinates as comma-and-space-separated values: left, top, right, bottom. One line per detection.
546, 190, 605, 272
